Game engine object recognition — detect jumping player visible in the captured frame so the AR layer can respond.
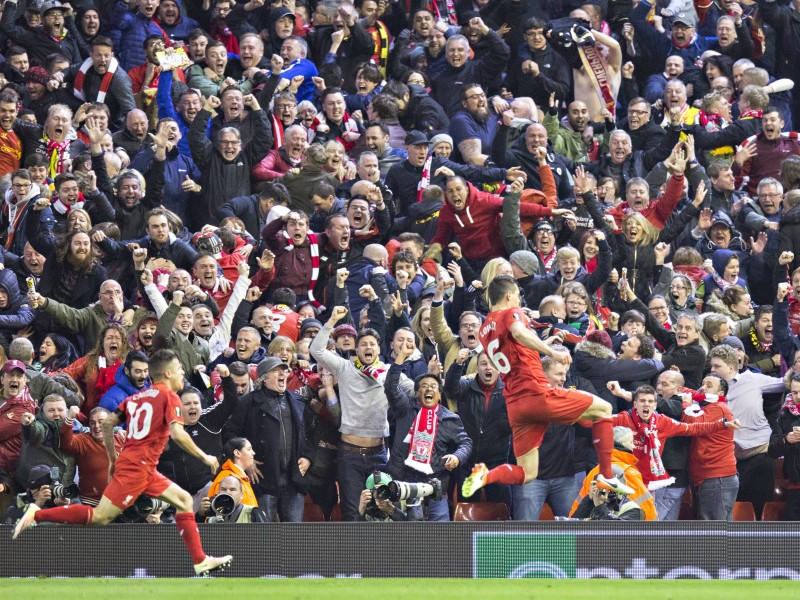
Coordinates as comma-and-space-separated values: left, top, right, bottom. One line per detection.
462, 275, 634, 498
13, 349, 233, 577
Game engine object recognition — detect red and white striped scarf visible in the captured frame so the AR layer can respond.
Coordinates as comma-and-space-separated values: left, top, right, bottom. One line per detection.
404, 404, 440, 474
416, 153, 433, 202
283, 229, 321, 307
73, 57, 119, 103
52, 192, 86, 215
309, 112, 360, 151
631, 410, 674, 490
44, 134, 69, 178
271, 112, 285, 150
429, 0, 457, 25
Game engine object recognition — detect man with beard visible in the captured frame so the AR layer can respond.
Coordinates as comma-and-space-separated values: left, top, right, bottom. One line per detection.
543, 99, 602, 163
448, 83, 497, 166
66, 37, 136, 131
99, 351, 151, 412
129, 36, 188, 126
0, 361, 38, 481
0, 1, 82, 65
189, 94, 272, 230
733, 108, 800, 196
345, 182, 391, 256
58, 406, 125, 505
363, 123, 406, 177
252, 124, 306, 182
15, 392, 75, 491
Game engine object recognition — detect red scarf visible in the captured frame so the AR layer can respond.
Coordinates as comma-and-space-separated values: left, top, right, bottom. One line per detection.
271, 113, 285, 150
310, 112, 360, 152
73, 57, 119, 103
429, 0, 457, 25
404, 404, 440, 474
631, 410, 674, 490
699, 110, 722, 128
44, 136, 69, 178
740, 109, 763, 120
96, 357, 122, 397
782, 396, 800, 417
282, 230, 321, 308
416, 154, 433, 202
51, 192, 86, 215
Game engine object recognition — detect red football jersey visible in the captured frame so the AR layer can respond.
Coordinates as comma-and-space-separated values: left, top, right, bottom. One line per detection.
272, 304, 300, 342
117, 382, 183, 468
479, 307, 551, 401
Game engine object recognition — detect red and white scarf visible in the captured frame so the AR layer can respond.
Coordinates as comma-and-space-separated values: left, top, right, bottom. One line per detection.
416, 153, 433, 202
73, 56, 119, 103
782, 396, 800, 417
282, 229, 321, 307
429, 0, 457, 26
740, 109, 763, 120
354, 357, 388, 384
51, 192, 85, 216
309, 112, 360, 151
271, 112, 285, 150
404, 404, 440, 474
631, 410, 674, 490
43, 134, 69, 178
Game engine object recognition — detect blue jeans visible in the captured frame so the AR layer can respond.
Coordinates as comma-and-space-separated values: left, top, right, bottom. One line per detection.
406, 496, 450, 521
257, 474, 305, 522
512, 475, 580, 520
654, 485, 686, 521
337, 446, 388, 522
693, 475, 739, 521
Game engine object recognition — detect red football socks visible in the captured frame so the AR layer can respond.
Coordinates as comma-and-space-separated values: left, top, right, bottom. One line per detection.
485, 464, 526, 486
175, 512, 206, 564
593, 417, 614, 479
35, 504, 94, 525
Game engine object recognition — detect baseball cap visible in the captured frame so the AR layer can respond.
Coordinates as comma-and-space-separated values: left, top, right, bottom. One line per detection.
2, 359, 28, 374
256, 357, 290, 378
534, 220, 554, 233
40, 0, 64, 15
365, 471, 392, 490
673, 12, 696, 27
28, 465, 53, 489
405, 130, 430, 146
271, 7, 296, 22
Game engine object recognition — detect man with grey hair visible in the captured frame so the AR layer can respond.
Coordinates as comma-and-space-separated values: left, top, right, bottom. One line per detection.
276, 36, 318, 103
8, 338, 81, 407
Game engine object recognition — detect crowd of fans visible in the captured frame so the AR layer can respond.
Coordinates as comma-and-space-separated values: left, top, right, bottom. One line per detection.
0, 0, 799, 524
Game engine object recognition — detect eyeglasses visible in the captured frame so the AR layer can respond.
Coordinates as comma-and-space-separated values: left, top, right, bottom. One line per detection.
418, 382, 439, 390
460, 322, 480, 330
12, 182, 31, 188
465, 92, 486, 101
627, 109, 649, 116
649, 305, 668, 312
566, 299, 587, 306
670, 284, 687, 290
275, 104, 296, 111
761, 193, 782, 198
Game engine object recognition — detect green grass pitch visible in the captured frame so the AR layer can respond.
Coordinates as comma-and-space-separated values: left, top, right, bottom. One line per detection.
1, 578, 797, 599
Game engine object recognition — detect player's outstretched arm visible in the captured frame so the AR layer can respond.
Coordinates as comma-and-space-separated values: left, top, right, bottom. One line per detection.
169, 421, 219, 474
510, 320, 570, 364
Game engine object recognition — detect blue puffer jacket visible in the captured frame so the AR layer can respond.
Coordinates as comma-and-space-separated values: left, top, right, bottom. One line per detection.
99, 364, 151, 412
107, 3, 167, 71
0, 268, 34, 350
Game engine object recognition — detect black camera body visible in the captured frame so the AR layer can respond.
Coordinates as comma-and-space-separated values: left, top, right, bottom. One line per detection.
30, 467, 79, 502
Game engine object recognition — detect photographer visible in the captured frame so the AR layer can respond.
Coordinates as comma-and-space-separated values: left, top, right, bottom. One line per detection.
384, 345, 472, 521
571, 467, 645, 521
3, 464, 73, 524
200, 475, 267, 523
357, 472, 410, 522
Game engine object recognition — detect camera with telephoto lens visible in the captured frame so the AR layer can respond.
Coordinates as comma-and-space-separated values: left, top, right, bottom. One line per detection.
210, 493, 236, 517
135, 495, 169, 516
30, 467, 79, 502
373, 472, 443, 507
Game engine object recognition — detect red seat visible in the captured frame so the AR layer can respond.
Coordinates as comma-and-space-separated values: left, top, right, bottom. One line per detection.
733, 501, 756, 521
761, 501, 785, 522
329, 504, 341, 522
302, 503, 325, 522
538, 503, 555, 521
453, 502, 510, 522
678, 488, 695, 521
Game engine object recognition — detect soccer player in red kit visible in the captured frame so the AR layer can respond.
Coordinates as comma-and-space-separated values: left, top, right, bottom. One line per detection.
462, 275, 634, 498
13, 349, 233, 576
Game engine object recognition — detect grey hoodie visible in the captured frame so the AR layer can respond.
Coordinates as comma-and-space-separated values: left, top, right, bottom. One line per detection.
310, 326, 413, 438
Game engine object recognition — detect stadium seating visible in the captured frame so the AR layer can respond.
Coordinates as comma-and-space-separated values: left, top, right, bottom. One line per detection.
303, 503, 325, 522
453, 502, 510, 521
760, 501, 785, 522
732, 501, 756, 521
774, 457, 788, 501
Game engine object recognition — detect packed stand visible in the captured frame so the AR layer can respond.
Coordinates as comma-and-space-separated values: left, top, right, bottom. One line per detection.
0, 0, 799, 524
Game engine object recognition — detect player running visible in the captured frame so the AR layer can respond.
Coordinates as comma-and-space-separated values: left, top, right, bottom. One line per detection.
13, 349, 232, 577
462, 275, 634, 498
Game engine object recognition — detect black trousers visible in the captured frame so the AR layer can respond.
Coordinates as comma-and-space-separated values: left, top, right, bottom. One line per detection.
737, 452, 775, 521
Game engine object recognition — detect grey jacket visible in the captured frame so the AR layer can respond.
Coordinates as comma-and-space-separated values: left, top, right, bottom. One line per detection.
309, 326, 413, 438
